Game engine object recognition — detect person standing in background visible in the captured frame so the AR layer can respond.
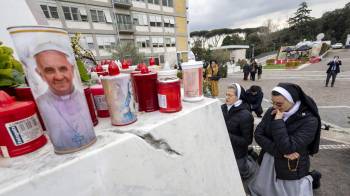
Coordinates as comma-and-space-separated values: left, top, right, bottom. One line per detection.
257, 62, 263, 80
206, 60, 220, 97
325, 56, 341, 87
246, 85, 264, 117
250, 59, 258, 81
243, 61, 250, 81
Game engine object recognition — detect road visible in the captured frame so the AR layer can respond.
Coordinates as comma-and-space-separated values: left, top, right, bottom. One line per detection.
218, 48, 350, 195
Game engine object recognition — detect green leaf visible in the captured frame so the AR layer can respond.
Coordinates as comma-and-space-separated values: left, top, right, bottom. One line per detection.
0, 78, 15, 87
0, 69, 14, 79
12, 60, 24, 73
76, 59, 90, 82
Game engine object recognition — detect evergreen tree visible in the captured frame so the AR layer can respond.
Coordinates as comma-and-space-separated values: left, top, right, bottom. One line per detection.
287, 1, 315, 40
288, 2, 314, 27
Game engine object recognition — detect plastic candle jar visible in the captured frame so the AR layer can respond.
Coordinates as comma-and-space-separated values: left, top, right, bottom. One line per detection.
133, 66, 159, 112
181, 60, 204, 102
0, 91, 47, 158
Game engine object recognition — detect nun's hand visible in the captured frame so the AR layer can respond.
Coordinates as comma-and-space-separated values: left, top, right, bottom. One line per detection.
273, 109, 284, 120
284, 152, 300, 160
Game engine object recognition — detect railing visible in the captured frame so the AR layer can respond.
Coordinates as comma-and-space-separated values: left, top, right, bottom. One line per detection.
118, 24, 133, 31
112, 0, 131, 5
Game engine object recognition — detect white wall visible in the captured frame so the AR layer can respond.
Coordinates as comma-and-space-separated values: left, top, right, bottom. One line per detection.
139, 48, 151, 53
163, 7, 174, 13
135, 26, 149, 32
230, 49, 247, 61
153, 47, 165, 53
148, 4, 161, 10
150, 27, 163, 33
166, 47, 176, 52
92, 23, 113, 30
66, 21, 90, 29
47, 20, 63, 28
0, 0, 39, 57
92, 0, 109, 2
132, 1, 146, 8
164, 27, 175, 33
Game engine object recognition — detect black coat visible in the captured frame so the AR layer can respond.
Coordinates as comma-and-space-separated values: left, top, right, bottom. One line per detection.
326, 60, 341, 74
243, 64, 250, 73
254, 105, 319, 180
246, 90, 263, 111
257, 64, 262, 75
250, 62, 257, 73
221, 103, 254, 159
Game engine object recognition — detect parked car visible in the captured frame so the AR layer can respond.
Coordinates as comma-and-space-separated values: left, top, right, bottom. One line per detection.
331, 43, 343, 49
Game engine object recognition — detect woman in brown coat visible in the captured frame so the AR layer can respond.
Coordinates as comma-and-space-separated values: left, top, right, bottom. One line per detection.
206, 60, 220, 97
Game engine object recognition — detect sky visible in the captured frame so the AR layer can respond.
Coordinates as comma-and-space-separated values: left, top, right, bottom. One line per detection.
188, 0, 349, 32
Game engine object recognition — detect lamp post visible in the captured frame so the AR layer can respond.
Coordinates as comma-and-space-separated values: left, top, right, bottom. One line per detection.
251, 44, 255, 59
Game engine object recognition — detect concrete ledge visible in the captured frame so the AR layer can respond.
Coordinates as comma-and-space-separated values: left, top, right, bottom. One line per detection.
0, 98, 245, 196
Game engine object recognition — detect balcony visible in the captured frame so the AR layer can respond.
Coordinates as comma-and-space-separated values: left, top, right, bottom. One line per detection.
117, 23, 134, 33
112, 0, 132, 8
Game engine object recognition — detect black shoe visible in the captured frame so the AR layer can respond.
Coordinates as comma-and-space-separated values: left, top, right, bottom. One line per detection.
310, 170, 322, 189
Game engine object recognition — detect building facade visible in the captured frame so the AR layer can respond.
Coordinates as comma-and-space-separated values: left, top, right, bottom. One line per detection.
28, 0, 189, 65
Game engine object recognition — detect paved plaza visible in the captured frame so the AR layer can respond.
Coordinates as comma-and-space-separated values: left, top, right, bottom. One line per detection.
218, 49, 350, 195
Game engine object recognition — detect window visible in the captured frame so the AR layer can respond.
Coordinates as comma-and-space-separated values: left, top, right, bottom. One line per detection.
152, 37, 164, 48
171, 37, 175, 47
97, 11, 105, 22
133, 12, 148, 26
71, 8, 79, 20
164, 37, 175, 47
49, 6, 59, 19
40, 5, 59, 19
88, 43, 95, 50
116, 14, 132, 24
165, 37, 171, 47
136, 37, 150, 48
62, 6, 81, 21
96, 36, 116, 51
79, 8, 88, 21
149, 15, 162, 27
90, 9, 106, 23
162, 0, 173, 7
163, 16, 174, 27
62, 6, 72, 20
148, 0, 159, 4
116, 14, 132, 30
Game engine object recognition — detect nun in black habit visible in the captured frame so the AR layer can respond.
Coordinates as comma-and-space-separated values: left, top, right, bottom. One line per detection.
221, 83, 257, 192
249, 83, 321, 196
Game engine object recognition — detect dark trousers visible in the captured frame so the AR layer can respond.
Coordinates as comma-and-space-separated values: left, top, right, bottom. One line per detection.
250, 72, 256, 81
244, 72, 249, 80
326, 71, 337, 87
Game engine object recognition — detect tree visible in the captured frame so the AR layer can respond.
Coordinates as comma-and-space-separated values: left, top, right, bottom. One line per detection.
288, 2, 314, 27
210, 50, 230, 65
191, 40, 211, 62
287, 2, 315, 40
112, 42, 145, 65
222, 34, 245, 46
